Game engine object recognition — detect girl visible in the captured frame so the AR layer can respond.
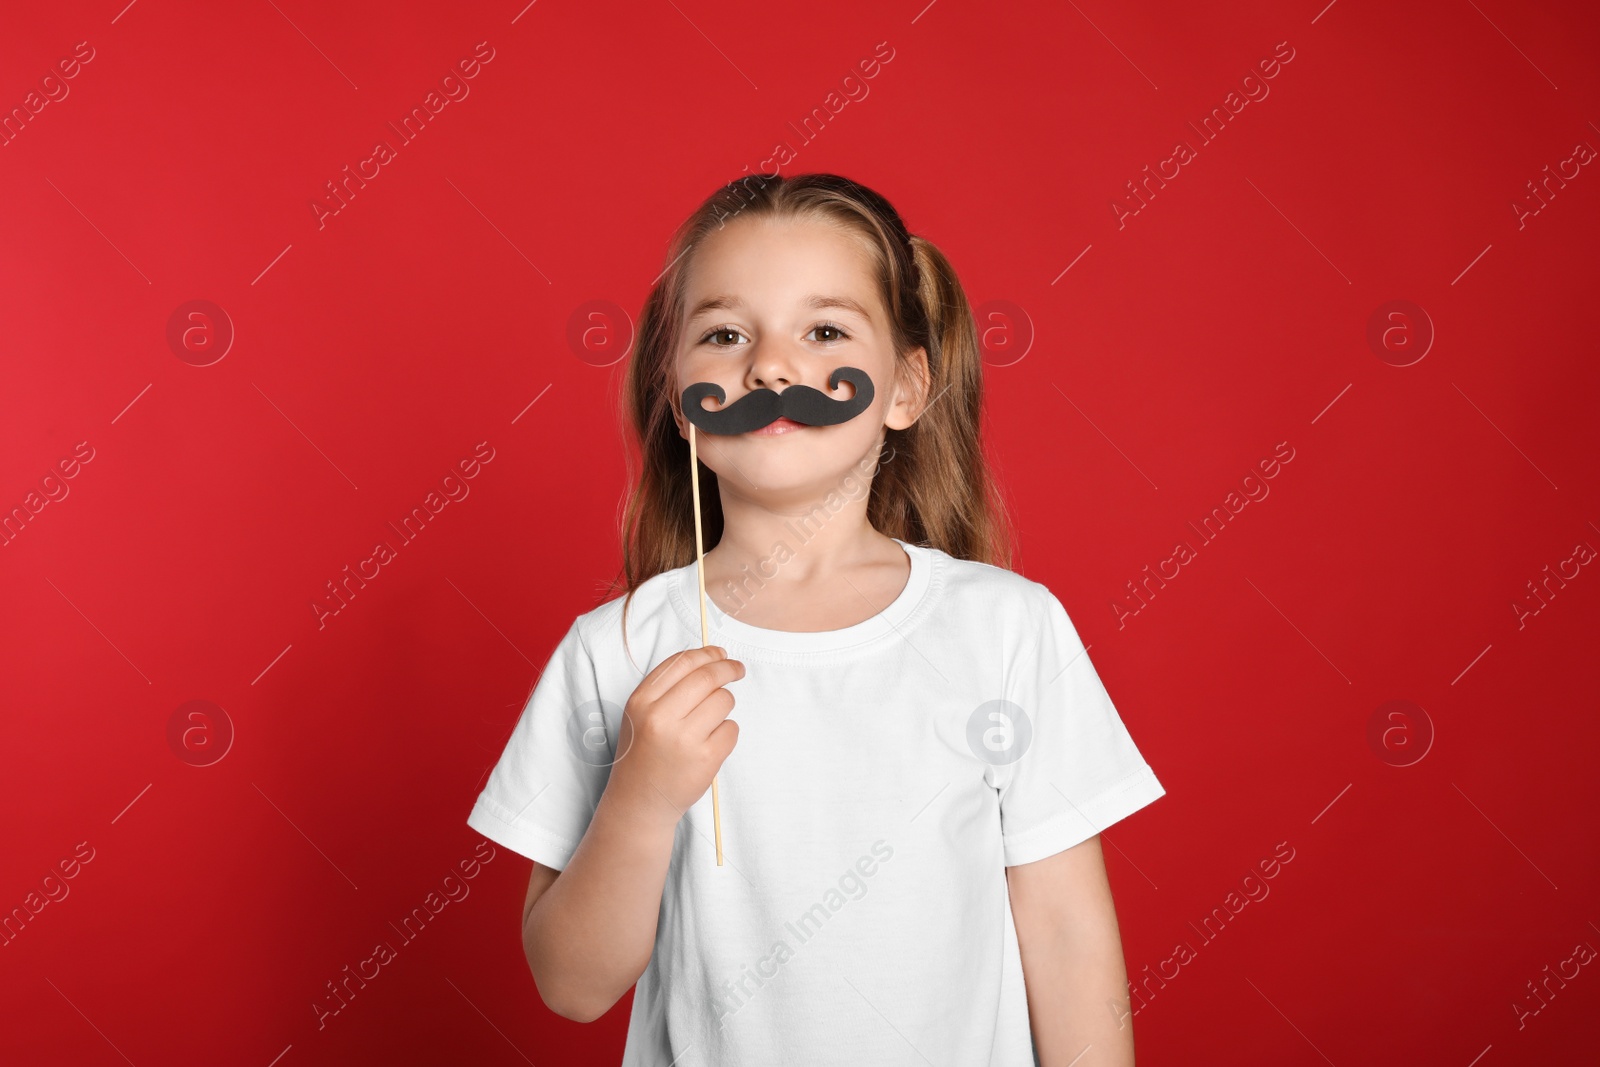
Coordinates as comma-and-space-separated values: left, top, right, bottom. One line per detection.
467, 173, 1166, 1066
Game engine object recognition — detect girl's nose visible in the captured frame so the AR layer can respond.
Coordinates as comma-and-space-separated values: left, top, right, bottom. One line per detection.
746, 337, 803, 391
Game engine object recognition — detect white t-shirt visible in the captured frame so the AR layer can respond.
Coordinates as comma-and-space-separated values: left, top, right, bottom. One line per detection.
467, 537, 1166, 1065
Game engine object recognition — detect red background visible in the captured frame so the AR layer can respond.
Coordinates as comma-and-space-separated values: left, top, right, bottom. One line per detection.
3, 1, 1597, 1064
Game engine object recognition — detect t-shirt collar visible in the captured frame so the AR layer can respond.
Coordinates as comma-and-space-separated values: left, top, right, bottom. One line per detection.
670, 537, 933, 655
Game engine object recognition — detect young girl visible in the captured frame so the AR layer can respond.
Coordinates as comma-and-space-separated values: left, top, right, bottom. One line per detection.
467, 173, 1166, 1066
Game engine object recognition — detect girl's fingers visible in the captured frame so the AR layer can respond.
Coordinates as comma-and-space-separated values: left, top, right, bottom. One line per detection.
661, 656, 744, 724
681, 673, 740, 738
638, 644, 726, 704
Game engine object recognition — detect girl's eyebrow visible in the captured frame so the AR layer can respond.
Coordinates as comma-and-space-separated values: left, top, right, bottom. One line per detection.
686, 294, 874, 324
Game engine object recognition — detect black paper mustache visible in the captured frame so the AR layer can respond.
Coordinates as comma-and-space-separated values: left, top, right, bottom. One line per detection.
680, 366, 876, 435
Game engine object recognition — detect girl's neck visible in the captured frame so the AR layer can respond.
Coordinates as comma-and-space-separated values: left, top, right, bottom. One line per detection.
700, 521, 910, 632
709, 519, 895, 580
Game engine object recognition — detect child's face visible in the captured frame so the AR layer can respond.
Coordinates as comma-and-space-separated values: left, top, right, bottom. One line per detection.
672, 213, 928, 502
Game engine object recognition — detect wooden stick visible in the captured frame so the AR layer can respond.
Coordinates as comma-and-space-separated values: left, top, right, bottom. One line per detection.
687, 422, 725, 866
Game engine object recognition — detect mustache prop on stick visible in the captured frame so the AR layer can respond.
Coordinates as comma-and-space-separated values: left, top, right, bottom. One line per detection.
679, 366, 876, 866
681, 366, 876, 435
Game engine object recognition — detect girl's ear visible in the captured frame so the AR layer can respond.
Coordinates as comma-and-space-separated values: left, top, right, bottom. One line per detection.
885, 346, 931, 431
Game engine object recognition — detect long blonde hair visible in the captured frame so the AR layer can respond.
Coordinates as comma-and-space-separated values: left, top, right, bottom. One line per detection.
609, 172, 1015, 637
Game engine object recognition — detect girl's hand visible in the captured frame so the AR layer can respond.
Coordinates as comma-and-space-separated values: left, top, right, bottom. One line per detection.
606, 644, 744, 828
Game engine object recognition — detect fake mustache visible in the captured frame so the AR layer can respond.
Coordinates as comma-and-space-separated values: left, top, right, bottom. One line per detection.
680, 366, 876, 436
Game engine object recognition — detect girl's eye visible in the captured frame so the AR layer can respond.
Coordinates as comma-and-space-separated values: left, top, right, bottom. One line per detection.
701, 327, 747, 347
697, 322, 851, 347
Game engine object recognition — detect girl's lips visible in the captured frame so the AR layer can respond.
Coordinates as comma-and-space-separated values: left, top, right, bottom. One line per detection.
748, 417, 808, 436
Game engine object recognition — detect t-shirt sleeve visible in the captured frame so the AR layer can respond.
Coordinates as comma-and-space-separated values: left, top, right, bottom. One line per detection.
994, 588, 1166, 867
465, 616, 613, 870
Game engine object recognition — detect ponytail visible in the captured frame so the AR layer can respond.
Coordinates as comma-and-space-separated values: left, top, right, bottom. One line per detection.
870, 234, 1013, 569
